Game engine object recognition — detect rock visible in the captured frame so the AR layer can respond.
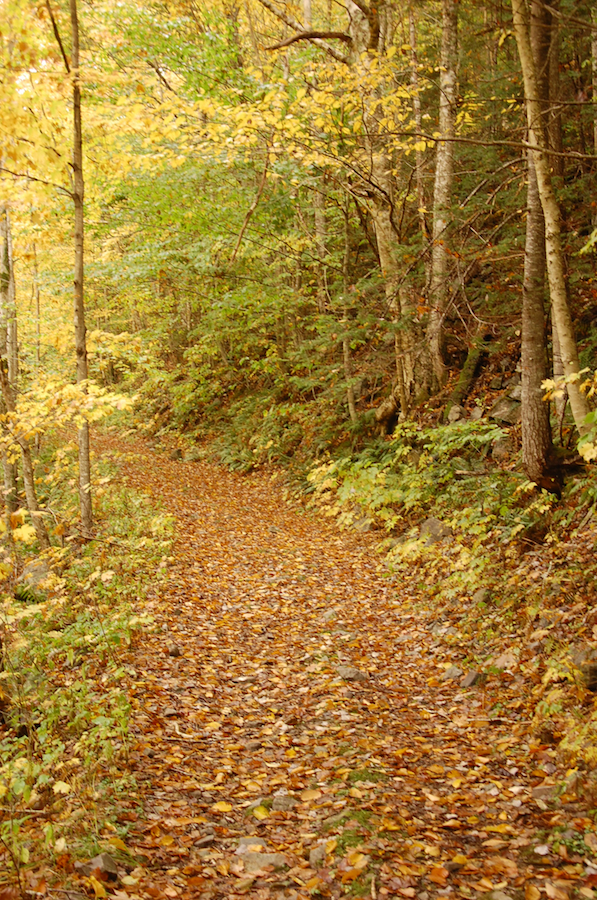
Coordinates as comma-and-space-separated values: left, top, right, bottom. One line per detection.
336, 665, 368, 682
236, 836, 267, 855
183, 448, 202, 462
169, 448, 183, 460
407, 449, 421, 467
489, 396, 521, 425
241, 852, 288, 873
489, 377, 503, 390
499, 356, 513, 373
352, 517, 372, 533
19, 559, 50, 588
493, 650, 517, 671
461, 670, 481, 688
272, 794, 298, 811
469, 406, 484, 421
508, 384, 522, 402
440, 665, 463, 682
532, 784, 557, 801
420, 517, 453, 545
580, 663, 597, 692
322, 609, 336, 622
309, 844, 326, 868
194, 835, 216, 848
75, 852, 119, 880
167, 643, 182, 657
491, 436, 513, 461
472, 588, 492, 605
447, 404, 465, 423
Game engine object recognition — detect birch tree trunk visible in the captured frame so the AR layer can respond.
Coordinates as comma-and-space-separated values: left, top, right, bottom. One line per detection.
427, 0, 458, 390
71, 0, 93, 533
521, 155, 552, 483
512, 0, 589, 435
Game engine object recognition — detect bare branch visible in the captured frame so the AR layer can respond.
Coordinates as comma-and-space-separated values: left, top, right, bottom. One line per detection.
0, 166, 73, 197
256, 0, 349, 64
229, 149, 270, 265
266, 30, 352, 51
45, 0, 70, 73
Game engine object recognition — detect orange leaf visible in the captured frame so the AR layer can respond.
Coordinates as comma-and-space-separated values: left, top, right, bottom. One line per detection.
428, 868, 449, 886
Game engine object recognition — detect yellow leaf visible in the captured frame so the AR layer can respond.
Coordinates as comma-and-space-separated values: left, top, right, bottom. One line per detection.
107, 837, 128, 852
325, 838, 337, 854
212, 801, 232, 812
525, 886, 541, 900
301, 789, 322, 802
53, 781, 71, 794
486, 824, 514, 834
252, 805, 269, 820
346, 851, 368, 869
348, 787, 363, 798
88, 876, 107, 898
13, 524, 37, 544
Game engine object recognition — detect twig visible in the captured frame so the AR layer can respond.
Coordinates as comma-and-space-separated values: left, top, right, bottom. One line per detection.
229, 149, 270, 265
44, 0, 70, 73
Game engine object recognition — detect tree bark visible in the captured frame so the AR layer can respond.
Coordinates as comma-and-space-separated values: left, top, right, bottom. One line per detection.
71, 0, 93, 533
342, 203, 358, 425
511, 0, 589, 435
0, 207, 18, 517
427, 0, 458, 390
521, 154, 552, 482
409, 3, 430, 285
0, 362, 50, 550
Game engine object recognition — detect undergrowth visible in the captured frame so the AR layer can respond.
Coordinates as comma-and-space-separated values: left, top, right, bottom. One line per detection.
0, 435, 174, 877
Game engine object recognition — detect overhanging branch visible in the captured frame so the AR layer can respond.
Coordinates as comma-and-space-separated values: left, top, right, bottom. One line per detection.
266, 30, 352, 51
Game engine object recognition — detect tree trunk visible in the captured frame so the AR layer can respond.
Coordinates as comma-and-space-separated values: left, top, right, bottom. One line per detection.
409, 3, 430, 285
0, 363, 50, 550
511, 0, 589, 435
314, 182, 327, 313
521, 153, 552, 483
0, 207, 18, 517
342, 204, 358, 425
71, 0, 93, 534
427, 0, 458, 390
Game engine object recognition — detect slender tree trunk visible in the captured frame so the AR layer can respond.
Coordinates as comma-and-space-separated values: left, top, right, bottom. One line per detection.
512, 0, 589, 434
427, 0, 458, 390
0, 208, 18, 517
409, 4, 430, 285
0, 363, 50, 550
593, 10, 597, 159
521, 154, 552, 482
342, 204, 358, 425
71, 0, 93, 533
520, 2, 553, 484
314, 182, 327, 313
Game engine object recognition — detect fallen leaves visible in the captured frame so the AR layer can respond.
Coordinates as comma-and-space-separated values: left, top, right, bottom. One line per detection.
3, 434, 590, 900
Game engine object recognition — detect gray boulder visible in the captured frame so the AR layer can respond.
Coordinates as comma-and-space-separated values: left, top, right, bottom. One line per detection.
420, 517, 453, 545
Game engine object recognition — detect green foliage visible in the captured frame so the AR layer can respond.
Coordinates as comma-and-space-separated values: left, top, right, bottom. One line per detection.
0, 445, 174, 866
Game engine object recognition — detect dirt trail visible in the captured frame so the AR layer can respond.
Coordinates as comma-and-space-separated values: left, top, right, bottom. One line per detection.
103, 435, 588, 900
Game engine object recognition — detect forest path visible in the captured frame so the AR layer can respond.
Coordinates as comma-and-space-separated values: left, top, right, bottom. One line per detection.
101, 434, 584, 900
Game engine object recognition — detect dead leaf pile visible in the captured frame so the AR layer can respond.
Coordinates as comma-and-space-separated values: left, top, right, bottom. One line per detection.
4, 434, 596, 900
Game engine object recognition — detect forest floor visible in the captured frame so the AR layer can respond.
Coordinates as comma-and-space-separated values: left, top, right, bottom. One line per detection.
55, 435, 597, 900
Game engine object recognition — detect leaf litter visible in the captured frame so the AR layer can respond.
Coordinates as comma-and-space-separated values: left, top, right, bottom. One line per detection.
9, 433, 597, 900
